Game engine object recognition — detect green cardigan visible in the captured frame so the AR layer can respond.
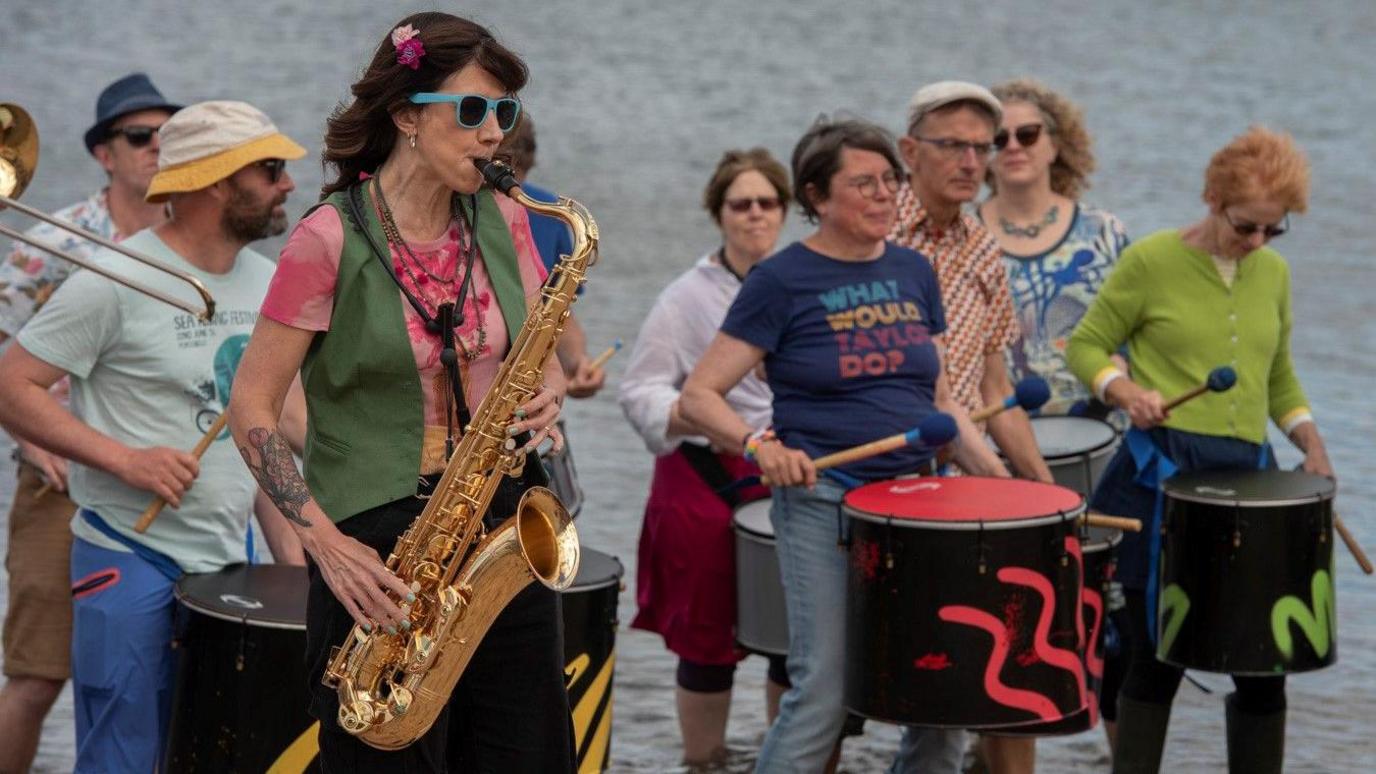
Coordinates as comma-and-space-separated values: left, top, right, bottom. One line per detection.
300, 185, 529, 523
1066, 229, 1309, 444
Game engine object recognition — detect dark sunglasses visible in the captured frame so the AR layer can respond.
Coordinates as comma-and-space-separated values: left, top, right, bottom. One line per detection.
106, 125, 159, 148
1223, 210, 1288, 239
253, 158, 287, 184
993, 123, 1044, 150
724, 196, 783, 213
409, 92, 522, 132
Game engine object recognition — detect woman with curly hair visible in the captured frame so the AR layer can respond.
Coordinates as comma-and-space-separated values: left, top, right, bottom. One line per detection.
979, 79, 1130, 419
1067, 126, 1335, 773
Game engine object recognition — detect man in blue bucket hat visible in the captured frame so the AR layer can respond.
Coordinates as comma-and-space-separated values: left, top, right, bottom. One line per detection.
0, 72, 179, 774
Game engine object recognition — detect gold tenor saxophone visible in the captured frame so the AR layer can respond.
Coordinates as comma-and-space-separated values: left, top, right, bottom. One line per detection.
323, 158, 593, 749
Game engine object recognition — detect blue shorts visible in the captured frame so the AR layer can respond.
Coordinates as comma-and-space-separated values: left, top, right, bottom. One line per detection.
70, 536, 179, 773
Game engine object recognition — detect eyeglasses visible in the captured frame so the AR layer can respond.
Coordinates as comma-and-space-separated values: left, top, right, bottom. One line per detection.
993, 123, 1045, 150
106, 125, 159, 148
724, 196, 783, 213
845, 170, 903, 199
253, 158, 287, 184
409, 93, 522, 132
1222, 210, 1289, 239
912, 136, 995, 160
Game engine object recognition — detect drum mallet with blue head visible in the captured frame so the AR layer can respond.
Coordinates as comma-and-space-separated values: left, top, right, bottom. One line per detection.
1162, 366, 1237, 411
134, 411, 229, 533
969, 376, 1052, 423
760, 413, 958, 486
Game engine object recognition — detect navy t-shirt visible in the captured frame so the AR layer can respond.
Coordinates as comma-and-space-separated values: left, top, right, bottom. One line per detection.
721, 240, 947, 481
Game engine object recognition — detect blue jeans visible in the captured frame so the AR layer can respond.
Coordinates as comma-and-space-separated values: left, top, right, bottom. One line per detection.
755, 482, 965, 773
69, 537, 179, 773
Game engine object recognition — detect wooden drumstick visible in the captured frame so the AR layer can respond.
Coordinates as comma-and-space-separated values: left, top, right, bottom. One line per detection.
133, 412, 228, 534
588, 338, 622, 371
1162, 366, 1237, 412
968, 377, 1052, 423
761, 413, 957, 485
1334, 513, 1374, 575
1082, 512, 1143, 533
33, 482, 53, 500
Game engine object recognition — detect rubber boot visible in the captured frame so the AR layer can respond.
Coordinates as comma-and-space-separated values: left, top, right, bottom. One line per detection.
1225, 692, 1285, 774
1111, 695, 1172, 774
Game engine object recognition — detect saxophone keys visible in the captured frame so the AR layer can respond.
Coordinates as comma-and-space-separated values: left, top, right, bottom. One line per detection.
388, 685, 413, 716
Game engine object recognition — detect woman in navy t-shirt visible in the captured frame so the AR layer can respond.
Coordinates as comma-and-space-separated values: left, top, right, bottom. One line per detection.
681, 117, 1007, 773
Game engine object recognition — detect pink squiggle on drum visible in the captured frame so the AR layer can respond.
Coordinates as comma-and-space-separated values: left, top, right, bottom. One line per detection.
1083, 587, 1104, 727
938, 606, 1062, 722
998, 566, 1087, 714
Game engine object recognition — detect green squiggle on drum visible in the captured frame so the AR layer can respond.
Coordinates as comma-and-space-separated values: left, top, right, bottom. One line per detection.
1270, 569, 1335, 661
1158, 584, 1190, 656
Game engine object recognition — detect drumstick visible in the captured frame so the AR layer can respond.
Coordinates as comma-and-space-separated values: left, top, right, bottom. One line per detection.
1162, 366, 1237, 412
1082, 512, 1142, 533
760, 413, 958, 486
1334, 513, 1374, 575
588, 338, 622, 371
34, 482, 53, 500
969, 377, 1052, 423
133, 412, 229, 534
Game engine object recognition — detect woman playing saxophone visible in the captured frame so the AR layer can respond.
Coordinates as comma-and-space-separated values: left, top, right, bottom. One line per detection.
228, 12, 575, 771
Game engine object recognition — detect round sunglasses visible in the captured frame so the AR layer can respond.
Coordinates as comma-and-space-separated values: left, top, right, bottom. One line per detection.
409, 92, 522, 132
993, 123, 1045, 150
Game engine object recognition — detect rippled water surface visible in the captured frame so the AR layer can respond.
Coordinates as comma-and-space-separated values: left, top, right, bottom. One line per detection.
3, 2, 1374, 771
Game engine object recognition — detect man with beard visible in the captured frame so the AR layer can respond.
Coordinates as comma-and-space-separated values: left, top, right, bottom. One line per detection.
0, 73, 179, 773
0, 100, 305, 772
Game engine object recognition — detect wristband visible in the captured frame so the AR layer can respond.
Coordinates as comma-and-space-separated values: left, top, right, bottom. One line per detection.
743, 428, 777, 463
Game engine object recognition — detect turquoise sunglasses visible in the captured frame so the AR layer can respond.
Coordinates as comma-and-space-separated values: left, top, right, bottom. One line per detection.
409, 93, 522, 132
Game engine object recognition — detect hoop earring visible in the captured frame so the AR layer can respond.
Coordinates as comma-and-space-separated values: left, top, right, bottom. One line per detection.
409, 133, 417, 149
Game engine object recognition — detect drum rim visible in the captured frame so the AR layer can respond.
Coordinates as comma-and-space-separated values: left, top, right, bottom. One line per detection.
732, 500, 774, 537
1079, 528, 1124, 552
1027, 416, 1119, 460
1162, 485, 1334, 508
843, 502, 1084, 531
174, 588, 307, 630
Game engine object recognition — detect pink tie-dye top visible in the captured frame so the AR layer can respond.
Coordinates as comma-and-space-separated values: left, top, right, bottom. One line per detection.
261, 196, 547, 468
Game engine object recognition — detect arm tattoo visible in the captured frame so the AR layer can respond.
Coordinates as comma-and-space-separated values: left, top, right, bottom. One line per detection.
240, 427, 314, 528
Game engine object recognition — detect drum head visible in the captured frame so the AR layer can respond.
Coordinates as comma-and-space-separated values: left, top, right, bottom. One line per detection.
1164, 470, 1336, 507
570, 547, 624, 592
733, 498, 774, 537
844, 477, 1083, 530
174, 564, 307, 629
1029, 416, 1117, 459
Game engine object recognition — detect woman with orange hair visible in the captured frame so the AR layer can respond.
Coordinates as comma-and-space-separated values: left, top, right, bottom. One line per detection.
1067, 126, 1335, 774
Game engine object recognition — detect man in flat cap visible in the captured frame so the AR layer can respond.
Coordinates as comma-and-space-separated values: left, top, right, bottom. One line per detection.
0, 100, 306, 772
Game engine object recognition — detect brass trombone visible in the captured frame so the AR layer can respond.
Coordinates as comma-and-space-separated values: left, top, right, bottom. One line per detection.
0, 103, 215, 320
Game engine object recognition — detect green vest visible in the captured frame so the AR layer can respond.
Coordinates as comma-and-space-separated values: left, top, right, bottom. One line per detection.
301, 184, 529, 523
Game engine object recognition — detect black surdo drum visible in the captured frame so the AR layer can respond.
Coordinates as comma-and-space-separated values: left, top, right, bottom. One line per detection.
1158, 470, 1337, 674
165, 564, 318, 773
844, 477, 1087, 729
561, 547, 623, 772
733, 497, 789, 656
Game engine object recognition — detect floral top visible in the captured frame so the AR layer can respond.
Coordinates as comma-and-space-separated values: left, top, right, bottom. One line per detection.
996, 203, 1130, 415
0, 189, 120, 342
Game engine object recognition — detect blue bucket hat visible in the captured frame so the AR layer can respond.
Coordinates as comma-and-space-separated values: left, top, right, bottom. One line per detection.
83, 73, 182, 154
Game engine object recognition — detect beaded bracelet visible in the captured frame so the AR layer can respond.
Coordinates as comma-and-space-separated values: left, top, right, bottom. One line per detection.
742, 428, 777, 463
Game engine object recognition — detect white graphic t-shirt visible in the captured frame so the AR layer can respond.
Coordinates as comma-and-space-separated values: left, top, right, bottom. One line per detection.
17, 229, 274, 573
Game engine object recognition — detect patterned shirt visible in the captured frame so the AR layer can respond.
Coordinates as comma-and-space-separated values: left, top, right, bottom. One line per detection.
996, 203, 1130, 415
0, 189, 120, 341
890, 183, 1018, 414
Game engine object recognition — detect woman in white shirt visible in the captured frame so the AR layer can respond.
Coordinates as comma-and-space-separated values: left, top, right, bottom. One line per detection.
618, 148, 789, 767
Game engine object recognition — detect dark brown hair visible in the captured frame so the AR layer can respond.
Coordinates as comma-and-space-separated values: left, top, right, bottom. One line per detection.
701, 148, 791, 225
321, 12, 528, 197
790, 116, 902, 222
496, 111, 536, 176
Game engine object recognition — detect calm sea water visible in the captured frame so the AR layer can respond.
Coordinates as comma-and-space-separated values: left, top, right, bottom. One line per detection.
3, 2, 1374, 771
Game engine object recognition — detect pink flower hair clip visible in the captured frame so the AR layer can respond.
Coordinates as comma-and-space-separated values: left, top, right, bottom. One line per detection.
392, 24, 426, 70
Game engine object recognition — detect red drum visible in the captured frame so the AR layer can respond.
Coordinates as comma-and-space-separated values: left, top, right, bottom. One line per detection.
998, 526, 1122, 736
844, 477, 1087, 729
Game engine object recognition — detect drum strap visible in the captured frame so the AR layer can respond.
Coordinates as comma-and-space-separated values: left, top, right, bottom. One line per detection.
678, 442, 745, 508
79, 509, 183, 582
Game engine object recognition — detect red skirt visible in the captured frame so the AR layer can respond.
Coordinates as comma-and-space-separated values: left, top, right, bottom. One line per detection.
630, 447, 766, 665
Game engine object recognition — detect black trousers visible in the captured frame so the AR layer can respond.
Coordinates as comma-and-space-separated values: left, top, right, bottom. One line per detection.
1119, 590, 1286, 714
305, 469, 576, 773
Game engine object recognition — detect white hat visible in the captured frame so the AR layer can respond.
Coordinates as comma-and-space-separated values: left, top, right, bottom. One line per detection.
906, 81, 1002, 131
146, 100, 306, 202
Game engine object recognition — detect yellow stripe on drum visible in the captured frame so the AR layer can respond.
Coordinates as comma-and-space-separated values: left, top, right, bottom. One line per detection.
570, 650, 616, 772
266, 720, 320, 773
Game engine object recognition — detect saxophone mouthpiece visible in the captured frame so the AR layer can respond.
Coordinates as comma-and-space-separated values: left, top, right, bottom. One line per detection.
473, 158, 520, 195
